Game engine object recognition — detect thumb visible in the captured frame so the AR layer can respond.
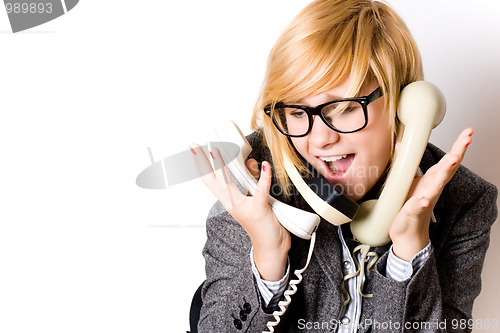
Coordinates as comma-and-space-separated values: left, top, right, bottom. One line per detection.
254, 161, 272, 205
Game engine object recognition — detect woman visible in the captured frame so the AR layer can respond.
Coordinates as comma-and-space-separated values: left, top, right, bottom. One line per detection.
191, 0, 498, 331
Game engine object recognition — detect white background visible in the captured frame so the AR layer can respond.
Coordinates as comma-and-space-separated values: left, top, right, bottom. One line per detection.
0, 1, 499, 332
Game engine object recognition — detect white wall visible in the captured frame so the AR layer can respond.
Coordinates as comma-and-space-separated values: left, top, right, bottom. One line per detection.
0, 1, 498, 332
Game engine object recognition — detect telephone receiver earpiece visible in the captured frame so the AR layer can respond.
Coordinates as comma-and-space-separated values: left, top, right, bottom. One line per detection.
350, 81, 446, 247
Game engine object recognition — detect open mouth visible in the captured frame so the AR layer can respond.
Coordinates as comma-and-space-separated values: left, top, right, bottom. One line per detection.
319, 154, 355, 175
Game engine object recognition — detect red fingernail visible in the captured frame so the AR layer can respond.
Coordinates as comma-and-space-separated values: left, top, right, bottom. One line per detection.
465, 141, 471, 147
189, 146, 196, 155
209, 151, 214, 159
262, 164, 266, 172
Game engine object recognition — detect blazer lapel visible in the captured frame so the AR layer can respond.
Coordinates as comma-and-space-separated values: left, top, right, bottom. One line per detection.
311, 221, 345, 316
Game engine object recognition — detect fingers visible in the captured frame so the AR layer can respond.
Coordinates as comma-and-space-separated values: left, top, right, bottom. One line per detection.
210, 147, 231, 185
190, 143, 241, 209
190, 143, 215, 184
190, 143, 273, 213
410, 128, 473, 204
448, 127, 473, 165
432, 127, 473, 182
391, 129, 473, 260
254, 161, 272, 206
190, 143, 231, 185
210, 147, 237, 209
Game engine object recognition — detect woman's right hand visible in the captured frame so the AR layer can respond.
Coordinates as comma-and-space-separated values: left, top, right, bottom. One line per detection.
190, 145, 290, 281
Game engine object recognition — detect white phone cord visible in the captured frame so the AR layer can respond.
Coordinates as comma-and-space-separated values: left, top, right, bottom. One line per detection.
263, 231, 317, 333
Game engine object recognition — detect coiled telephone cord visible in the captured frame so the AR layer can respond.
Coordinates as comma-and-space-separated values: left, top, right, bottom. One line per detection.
340, 244, 378, 306
263, 231, 317, 333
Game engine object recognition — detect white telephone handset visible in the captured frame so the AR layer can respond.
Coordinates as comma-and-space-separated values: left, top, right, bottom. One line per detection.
350, 81, 446, 246
211, 122, 322, 240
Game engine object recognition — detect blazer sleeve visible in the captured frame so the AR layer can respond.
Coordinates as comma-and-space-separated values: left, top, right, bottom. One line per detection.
198, 201, 277, 332
435, 182, 498, 329
362, 174, 498, 333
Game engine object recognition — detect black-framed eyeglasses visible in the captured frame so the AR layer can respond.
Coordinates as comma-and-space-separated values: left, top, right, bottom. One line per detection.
264, 87, 383, 137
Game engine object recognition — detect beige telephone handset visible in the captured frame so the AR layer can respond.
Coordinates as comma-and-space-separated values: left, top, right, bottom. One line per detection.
350, 81, 446, 246
283, 81, 445, 246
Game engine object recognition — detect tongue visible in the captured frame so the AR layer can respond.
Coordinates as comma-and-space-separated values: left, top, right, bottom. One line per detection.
329, 154, 354, 173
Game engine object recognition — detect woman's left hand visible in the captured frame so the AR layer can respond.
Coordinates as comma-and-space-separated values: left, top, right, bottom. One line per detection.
389, 128, 473, 261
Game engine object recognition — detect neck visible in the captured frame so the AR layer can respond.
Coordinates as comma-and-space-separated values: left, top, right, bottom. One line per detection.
359, 164, 390, 203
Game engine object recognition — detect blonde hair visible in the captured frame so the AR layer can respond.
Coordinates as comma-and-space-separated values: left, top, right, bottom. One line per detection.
250, 0, 423, 198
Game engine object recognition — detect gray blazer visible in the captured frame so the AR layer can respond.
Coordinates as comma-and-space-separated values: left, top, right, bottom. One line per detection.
198, 131, 498, 332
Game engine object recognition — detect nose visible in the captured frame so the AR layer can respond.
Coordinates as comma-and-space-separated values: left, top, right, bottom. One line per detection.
307, 115, 340, 149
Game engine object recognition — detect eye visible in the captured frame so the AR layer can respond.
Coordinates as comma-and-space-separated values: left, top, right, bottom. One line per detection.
335, 102, 362, 115
286, 108, 307, 118
342, 105, 358, 113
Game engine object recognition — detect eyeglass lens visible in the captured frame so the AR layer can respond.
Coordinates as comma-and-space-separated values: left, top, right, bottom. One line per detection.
272, 100, 366, 136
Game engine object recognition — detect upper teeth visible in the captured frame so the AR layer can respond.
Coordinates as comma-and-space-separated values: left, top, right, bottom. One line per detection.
320, 155, 347, 162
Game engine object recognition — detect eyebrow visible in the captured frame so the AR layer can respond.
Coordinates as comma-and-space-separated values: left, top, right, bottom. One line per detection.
324, 93, 343, 100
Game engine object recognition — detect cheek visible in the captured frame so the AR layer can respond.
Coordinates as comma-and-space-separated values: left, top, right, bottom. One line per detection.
365, 110, 393, 160
370, 144, 391, 180
353, 128, 392, 181
365, 135, 391, 171
290, 138, 308, 157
